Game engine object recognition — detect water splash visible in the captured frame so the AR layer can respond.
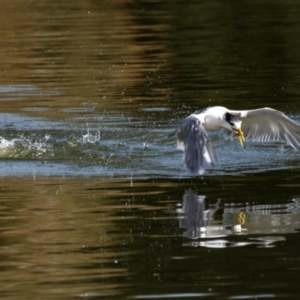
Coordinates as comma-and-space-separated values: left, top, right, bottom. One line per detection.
0, 130, 102, 162
0, 136, 16, 156
0, 134, 53, 159
81, 129, 101, 145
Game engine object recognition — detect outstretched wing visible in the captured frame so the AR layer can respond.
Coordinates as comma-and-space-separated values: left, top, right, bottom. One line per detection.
176, 115, 218, 175
226, 108, 300, 151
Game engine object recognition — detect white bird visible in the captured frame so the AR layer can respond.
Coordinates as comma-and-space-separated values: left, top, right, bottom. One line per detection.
171, 106, 300, 175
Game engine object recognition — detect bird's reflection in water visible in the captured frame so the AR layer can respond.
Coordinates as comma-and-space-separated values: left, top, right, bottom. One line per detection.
175, 190, 294, 248
178, 190, 243, 240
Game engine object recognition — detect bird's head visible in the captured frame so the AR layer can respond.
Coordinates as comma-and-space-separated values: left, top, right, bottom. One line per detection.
225, 112, 245, 147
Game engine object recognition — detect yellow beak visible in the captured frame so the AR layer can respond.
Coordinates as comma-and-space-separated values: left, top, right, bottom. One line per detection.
235, 128, 245, 147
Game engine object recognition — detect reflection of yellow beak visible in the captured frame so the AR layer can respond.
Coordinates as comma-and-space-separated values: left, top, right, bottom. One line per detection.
235, 128, 245, 147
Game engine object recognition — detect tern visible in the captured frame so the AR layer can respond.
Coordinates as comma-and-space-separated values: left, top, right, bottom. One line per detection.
171, 106, 300, 175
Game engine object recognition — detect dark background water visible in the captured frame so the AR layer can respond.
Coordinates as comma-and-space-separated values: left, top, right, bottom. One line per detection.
0, 1, 300, 299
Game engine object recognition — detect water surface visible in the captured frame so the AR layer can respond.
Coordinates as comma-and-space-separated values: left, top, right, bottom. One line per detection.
1, 0, 300, 299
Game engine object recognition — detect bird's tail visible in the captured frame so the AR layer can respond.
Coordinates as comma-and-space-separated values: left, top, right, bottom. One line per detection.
178, 116, 218, 175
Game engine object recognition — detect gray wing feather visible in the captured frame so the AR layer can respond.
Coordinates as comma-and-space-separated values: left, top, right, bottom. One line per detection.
177, 116, 218, 175
227, 108, 300, 151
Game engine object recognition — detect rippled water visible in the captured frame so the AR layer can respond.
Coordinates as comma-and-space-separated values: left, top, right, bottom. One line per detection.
1, 0, 300, 299
1, 174, 300, 299
0, 86, 299, 178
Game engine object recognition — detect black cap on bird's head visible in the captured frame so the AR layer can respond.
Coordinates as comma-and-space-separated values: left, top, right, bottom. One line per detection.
224, 112, 245, 147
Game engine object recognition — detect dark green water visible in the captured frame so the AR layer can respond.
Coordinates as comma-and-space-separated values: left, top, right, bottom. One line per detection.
0, 1, 300, 299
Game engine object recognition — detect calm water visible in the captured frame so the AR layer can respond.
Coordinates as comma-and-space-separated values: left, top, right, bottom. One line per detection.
1, 1, 300, 299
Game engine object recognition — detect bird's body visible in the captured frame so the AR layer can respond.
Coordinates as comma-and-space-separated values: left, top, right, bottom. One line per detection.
194, 106, 237, 131
172, 106, 300, 175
